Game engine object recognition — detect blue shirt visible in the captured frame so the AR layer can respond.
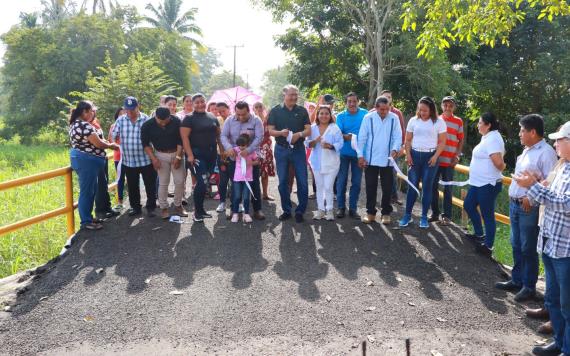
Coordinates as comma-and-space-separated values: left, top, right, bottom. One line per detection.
357, 111, 402, 167
335, 108, 367, 157
112, 113, 151, 168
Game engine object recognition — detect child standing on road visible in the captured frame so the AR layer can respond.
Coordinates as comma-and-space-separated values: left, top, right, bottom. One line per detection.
231, 134, 259, 223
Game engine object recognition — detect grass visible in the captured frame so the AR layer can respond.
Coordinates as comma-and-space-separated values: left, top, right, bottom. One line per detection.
0, 144, 117, 279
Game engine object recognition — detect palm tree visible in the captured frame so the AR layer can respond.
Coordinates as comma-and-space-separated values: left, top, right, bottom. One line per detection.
144, 0, 203, 48
19, 12, 39, 28
40, 0, 76, 25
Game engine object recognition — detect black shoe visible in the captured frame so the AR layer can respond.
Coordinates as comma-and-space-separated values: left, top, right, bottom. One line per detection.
181, 199, 188, 206
465, 233, 485, 243
278, 212, 292, 221
475, 243, 493, 258
532, 341, 562, 356
192, 213, 204, 222
428, 215, 439, 223
494, 280, 522, 292
200, 212, 213, 218
295, 213, 304, 223
514, 287, 537, 302
128, 208, 142, 216
336, 208, 346, 219
348, 210, 360, 220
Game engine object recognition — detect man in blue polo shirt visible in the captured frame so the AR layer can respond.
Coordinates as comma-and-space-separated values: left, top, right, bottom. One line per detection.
335, 92, 367, 219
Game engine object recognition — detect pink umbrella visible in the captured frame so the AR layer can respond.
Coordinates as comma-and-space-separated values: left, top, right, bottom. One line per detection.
208, 86, 263, 113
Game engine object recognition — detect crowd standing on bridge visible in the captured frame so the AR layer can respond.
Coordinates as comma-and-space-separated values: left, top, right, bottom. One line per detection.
68, 83, 570, 356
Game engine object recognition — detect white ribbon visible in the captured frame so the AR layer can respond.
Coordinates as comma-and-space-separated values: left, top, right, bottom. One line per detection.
350, 133, 362, 157
389, 157, 421, 196
439, 179, 471, 187
286, 131, 294, 148
240, 155, 256, 200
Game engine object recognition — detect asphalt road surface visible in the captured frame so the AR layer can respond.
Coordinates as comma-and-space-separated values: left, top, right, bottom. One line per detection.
0, 177, 544, 355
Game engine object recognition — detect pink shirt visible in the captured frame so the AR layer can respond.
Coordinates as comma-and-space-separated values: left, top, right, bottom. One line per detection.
233, 147, 257, 182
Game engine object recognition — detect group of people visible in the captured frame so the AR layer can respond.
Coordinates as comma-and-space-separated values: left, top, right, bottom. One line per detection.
68, 84, 570, 356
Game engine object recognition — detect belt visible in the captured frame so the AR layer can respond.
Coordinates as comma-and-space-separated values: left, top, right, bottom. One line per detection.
412, 148, 436, 153
156, 149, 177, 153
276, 141, 302, 148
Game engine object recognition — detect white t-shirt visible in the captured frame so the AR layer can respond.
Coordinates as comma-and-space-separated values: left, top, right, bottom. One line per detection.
469, 130, 505, 187
406, 116, 447, 150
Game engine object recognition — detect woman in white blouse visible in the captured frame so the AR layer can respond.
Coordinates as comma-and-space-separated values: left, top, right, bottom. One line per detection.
306, 106, 344, 221
464, 112, 506, 257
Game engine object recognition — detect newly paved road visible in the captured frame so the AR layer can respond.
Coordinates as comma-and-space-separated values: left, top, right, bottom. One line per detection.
0, 178, 544, 355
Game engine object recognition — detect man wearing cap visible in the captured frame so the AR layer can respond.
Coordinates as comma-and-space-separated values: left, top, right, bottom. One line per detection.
429, 96, 465, 225
141, 107, 188, 219
495, 114, 557, 303
268, 84, 311, 223
335, 92, 367, 219
112, 96, 157, 216
513, 121, 570, 356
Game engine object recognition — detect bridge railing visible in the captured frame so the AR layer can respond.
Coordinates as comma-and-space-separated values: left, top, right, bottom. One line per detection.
0, 154, 116, 238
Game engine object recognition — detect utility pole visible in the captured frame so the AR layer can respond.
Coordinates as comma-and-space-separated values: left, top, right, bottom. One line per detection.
227, 44, 244, 87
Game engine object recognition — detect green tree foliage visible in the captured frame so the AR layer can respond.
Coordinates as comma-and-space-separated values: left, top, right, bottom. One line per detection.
260, 65, 295, 107
144, 0, 203, 48
40, 0, 76, 26
190, 48, 222, 93
202, 70, 247, 97
1, 14, 126, 139
401, 0, 570, 59
69, 53, 180, 128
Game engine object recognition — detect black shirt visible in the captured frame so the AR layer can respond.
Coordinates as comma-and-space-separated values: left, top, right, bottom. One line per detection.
181, 112, 220, 149
140, 116, 182, 151
267, 104, 310, 146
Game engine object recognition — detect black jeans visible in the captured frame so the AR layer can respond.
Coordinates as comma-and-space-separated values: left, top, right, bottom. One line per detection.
364, 165, 394, 216
218, 156, 231, 203
123, 164, 157, 211
431, 165, 455, 218
189, 147, 217, 215
95, 158, 112, 213
225, 159, 262, 212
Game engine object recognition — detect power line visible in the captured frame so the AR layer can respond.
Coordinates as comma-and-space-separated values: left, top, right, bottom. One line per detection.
227, 44, 244, 87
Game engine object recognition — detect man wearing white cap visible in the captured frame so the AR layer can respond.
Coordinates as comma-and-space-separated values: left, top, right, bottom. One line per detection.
514, 121, 570, 356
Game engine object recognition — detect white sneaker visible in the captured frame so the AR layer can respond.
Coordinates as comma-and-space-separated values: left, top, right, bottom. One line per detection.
216, 202, 226, 212
243, 214, 253, 223
239, 204, 244, 213
325, 210, 335, 221
231, 213, 239, 223
313, 210, 325, 220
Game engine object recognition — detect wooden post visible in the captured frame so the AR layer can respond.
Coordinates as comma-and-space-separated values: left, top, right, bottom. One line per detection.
461, 189, 467, 227
64, 170, 75, 236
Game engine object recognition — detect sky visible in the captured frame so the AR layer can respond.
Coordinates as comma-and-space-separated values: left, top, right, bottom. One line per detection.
0, 0, 288, 93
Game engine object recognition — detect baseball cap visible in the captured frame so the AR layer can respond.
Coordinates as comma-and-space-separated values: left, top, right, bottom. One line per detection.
323, 94, 336, 104
442, 96, 456, 104
548, 121, 570, 140
123, 96, 138, 110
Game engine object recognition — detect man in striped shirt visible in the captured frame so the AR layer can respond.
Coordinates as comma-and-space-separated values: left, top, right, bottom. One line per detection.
514, 121, 570, 356
430, 96, 464, 225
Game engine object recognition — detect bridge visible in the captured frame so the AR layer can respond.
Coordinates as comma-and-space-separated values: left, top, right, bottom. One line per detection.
0, 160, 544, 355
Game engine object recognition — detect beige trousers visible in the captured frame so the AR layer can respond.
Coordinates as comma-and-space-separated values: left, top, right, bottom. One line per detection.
155, 151, 185, 209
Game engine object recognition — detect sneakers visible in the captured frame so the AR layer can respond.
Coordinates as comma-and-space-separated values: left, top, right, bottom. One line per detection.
419, 216, 429, 229
112, 204, 123, 212
278, 212, 292, 221
428, 215, 439, 223
243, 214, 253, 223
399, 214, 412, 227
83, 222, 103, 230
231, 213, 239, 223
362, 214, 375, 224
313, 210, 325, 220
239, 204, 244, 213
325, 210, 334, 221
336, 208, 346, 219
213, 193, 220, 200
348, 210, 360, 220
381, 215, 391, 225
216, 202, 226, 212
192, 213, 204, 222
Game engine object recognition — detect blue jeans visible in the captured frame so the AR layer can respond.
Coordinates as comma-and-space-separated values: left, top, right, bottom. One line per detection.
70, 149, 105, 226
463, 182, 503, 248
431, 166, 454, 218
189, 146, 217, 215
231, 181, 251, 214
543, 253, 570, 354
405, 150, 439, 217
510, 202, 540, 289
95, 158, 112, 213
274, 144, 308, 215
336, 155, 362, 211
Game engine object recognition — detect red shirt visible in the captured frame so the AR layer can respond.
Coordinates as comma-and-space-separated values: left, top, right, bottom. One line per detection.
439, 114, 464, 167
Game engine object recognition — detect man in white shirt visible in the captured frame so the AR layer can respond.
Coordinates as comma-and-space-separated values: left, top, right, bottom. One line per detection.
495, 114, 558, 303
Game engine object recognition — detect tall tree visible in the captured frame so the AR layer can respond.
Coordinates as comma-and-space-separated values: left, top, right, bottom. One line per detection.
402, 0, 570, 59
19, 12, 39, 28
190, 47, 222, 93
40, 0, 76, 25
260, 65, 294, 107
144, 0, 203, 48
202, 70, 246, 97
